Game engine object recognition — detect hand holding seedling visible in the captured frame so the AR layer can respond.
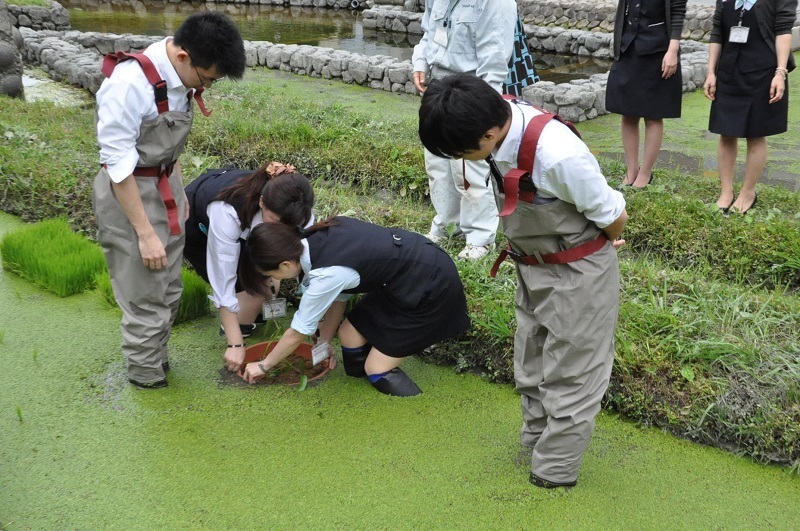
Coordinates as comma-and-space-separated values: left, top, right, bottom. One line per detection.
242, 361, 267, 384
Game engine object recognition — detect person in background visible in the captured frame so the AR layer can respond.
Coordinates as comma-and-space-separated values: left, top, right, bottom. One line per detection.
418, 74, 627, 488
704, 0, 795, 214
93, 12, 245, 389
412, 0, 517, 259
606, 0, 688, 188
184, 162, 315, 372
239, 217, 471, 397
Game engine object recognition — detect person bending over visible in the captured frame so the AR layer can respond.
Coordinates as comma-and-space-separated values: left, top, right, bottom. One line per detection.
418, 73, 628, 488
239, 217, 471, 397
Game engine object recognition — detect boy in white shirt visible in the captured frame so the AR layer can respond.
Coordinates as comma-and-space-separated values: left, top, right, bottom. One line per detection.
93, 12, 246, 389
419, 73, 628, 488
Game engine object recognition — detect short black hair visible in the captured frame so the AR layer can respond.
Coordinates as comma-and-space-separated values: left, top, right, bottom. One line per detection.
174, 12, 246, 80
418, 73, 512, 158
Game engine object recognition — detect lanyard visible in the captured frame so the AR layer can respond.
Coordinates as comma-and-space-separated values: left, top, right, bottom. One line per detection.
443, 0, 462, 28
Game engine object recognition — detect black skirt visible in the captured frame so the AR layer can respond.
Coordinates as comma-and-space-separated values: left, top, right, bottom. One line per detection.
709, 65, 789, 138
346, 247, 470, 357
606, 40, 683, 119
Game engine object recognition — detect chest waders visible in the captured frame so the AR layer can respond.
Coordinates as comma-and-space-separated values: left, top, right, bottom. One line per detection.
92, 51, 209, 386
487, 97, 620, 487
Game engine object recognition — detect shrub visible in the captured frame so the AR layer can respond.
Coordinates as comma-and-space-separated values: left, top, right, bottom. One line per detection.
0, 218, 105, 296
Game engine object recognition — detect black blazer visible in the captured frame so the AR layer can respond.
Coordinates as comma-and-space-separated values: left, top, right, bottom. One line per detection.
613, 0, 688, 59
709, 0, 798, 71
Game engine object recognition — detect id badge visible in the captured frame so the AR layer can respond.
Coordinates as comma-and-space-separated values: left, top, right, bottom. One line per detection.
433, 26, 448, 47
262, 297, 287, 319
729, 26, 749, 43
311, 341, 331, 366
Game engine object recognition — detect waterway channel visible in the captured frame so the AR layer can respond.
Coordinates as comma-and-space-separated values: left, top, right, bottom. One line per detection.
60, 0, 611, 84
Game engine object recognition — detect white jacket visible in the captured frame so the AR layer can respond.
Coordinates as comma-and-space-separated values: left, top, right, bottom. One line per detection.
411, 0, 517, 91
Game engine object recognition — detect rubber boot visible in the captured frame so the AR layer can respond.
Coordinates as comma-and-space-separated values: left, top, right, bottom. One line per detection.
370, 367, 422, 397
341, 344, 370, 377
529, 472, 577, 489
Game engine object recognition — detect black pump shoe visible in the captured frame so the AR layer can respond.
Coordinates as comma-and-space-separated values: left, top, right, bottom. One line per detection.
631, 173, 652, 189
719, 198, 735, 213
738, 193, 758, 215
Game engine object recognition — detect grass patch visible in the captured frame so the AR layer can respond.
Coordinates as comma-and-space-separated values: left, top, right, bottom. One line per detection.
0, 100, 97, 233
0, 218, 105, 296
9, 0, 51, 6
95, 267, 211, 324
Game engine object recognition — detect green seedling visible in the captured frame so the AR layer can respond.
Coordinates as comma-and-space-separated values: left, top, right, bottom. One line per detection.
0, 218, 105, 297
16, 406, 22, 423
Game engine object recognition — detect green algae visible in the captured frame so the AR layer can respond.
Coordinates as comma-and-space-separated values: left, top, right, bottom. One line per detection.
1, 211, 798, 528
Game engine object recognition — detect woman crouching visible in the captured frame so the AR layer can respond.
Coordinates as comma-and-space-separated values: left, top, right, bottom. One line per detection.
240, 216, 471, 396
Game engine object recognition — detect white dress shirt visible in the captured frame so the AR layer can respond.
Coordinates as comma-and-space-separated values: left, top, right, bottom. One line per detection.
206, 201, 316, 314
493, 101, 626, 228
96, 38, 192, 183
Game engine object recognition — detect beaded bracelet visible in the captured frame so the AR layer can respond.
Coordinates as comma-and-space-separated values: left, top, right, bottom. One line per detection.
226, 343, 245, 348
775, 68, 788, 79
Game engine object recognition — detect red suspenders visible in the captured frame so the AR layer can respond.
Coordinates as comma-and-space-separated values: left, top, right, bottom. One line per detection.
489, 96, 607, 277
101, 51, 210, 235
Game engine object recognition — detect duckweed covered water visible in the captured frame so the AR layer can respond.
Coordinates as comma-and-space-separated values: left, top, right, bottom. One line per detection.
1, 211, 798, 528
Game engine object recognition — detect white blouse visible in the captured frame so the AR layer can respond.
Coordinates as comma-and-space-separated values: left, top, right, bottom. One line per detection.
206, 201, 315, 313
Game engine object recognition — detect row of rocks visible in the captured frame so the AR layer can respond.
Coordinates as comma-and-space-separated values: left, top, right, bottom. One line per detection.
0, 0, 23, 98
18, 24, 714, 124
518, 0, 800, 42
18, 28, 422, 95
363, 6, 423, 34
528, 25, 708, 61
523, 48, 708, 123
7, 0, 69, 31
363, 0, 714, 41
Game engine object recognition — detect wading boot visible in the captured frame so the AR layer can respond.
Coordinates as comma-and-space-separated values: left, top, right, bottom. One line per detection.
341, 344, 370, 377
370, 367, 422, 397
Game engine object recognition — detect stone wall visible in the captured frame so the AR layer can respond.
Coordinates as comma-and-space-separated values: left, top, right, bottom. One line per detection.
521, 47, 708, 123
363, 7, 423, 34
7, 0, 69, 31
526, 25, 708, 60
18, 27, 420, 95
516, 0, 800, 42
0, 0, 23, 98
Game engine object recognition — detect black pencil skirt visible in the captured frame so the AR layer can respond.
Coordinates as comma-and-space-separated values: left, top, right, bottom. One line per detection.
346, 247, 470, 357
606, 41, 683, 119
709, 65, 789, 138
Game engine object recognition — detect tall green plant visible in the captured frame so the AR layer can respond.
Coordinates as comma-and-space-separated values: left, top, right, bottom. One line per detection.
0, 218, 105, 297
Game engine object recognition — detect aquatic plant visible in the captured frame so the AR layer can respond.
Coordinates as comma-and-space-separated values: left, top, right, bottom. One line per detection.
0, 218, 105, 297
